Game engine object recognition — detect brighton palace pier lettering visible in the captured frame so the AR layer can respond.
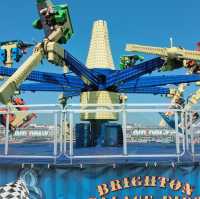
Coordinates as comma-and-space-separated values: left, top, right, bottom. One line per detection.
89, 176, 200, 199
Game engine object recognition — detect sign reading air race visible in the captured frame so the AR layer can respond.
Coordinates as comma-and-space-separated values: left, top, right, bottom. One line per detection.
89, 176, 200, 199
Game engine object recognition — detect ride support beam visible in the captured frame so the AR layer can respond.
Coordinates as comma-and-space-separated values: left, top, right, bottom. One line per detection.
19, 83, 82, 92
45, 42, 100, 87
126, 44, 200, 61
46, 42, 100, 87
64, 50, 100, 87
0, 66, 84, 88
0, 44, 43, 104
106, 57, 165, 88
118, 86, 170, 95
118, 75, 200, 89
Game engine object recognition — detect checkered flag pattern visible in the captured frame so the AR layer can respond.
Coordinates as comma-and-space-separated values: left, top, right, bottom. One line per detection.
0, 179, 29, 199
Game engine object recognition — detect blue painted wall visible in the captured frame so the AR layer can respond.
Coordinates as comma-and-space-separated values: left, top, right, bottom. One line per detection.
1, 164, 200, 198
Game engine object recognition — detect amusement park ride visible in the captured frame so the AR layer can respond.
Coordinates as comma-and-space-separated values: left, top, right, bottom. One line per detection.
0, 0, 200, 141
1, 1, 200, 198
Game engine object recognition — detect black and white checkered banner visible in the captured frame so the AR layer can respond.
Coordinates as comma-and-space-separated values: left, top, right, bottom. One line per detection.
0, 179, 29, 199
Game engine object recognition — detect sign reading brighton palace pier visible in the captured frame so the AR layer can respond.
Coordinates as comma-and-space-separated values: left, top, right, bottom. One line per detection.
33, 165, 200, 198
1, 165, 200, 199
89, 175, 200, 199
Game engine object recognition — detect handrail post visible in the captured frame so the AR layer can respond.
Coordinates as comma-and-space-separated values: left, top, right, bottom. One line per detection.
53, 112, 58, 156
59, 111, 63, 153
63, 111, 67, 154
69, 112, 74, 156
181, 111, 185, 154
185, 111, 189, 151
5, 110, 9, 156
175, 112, 180, 158
190, 111, 195, 158
122, 104, 127, 156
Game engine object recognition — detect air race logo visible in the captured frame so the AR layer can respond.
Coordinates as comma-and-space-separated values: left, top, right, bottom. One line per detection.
89, 176, 200, 199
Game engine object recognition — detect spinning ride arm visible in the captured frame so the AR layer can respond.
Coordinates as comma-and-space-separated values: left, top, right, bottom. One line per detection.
126, 44, 200, 61
0, 44, 44, 131
43, 41, 100, 87
18, 83, 169, 95
106, 57, 165, 88
19, 82, 82, 93
117, 75, 200, 89
126, 44, 200, 72
0, 66, 84, 88
0, 0, 74, 105
0, 0, 75, 131
118, 86, 170, 95
0, 44, 43, 104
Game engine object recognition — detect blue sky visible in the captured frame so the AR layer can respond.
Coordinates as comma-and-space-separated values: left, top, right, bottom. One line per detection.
0, 0, 200, 105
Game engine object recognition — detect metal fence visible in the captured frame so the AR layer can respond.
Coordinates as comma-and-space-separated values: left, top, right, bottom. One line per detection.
0, 103, 199, 162
0, 104, 62, 160
63, 104, 184, 161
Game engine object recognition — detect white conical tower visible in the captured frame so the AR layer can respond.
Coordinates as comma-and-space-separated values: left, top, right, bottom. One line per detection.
81, 20, 119, 121
86, 20, 115, 69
